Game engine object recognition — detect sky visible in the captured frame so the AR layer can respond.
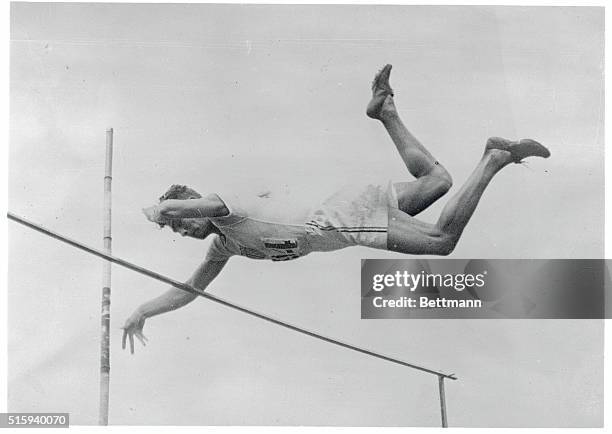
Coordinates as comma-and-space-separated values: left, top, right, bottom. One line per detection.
8, 3, 605, 427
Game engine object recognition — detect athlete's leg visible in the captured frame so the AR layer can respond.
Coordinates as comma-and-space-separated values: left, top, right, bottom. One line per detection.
367, 65, 452, 216
380, 96, 453, 215
387, 138, 550, 255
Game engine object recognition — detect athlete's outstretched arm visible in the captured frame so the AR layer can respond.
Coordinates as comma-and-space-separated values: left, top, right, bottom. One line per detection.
143, 194, 229, 223
122, 255, 230, 354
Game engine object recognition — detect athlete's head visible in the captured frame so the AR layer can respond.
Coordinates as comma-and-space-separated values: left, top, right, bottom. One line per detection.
159, 184, 202, 202
157, 184, 218, 240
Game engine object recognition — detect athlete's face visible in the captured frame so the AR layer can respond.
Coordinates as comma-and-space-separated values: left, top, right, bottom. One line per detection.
169, 218, 215, 239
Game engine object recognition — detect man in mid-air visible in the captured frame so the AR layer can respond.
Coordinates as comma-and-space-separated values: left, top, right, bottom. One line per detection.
122, 64, 550, 352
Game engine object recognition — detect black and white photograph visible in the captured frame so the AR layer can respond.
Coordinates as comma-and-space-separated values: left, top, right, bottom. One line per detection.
6, 2, 606, 428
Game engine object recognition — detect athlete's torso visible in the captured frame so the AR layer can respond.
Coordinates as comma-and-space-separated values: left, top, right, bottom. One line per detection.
208, 181, 394, 261
210, 186, 322, 261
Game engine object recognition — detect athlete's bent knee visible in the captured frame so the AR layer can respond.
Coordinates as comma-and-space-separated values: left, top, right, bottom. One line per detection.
435, 243, 454, 256
432, 234, 457, 256
434, 167, 453, 193
435, 176, 452, 197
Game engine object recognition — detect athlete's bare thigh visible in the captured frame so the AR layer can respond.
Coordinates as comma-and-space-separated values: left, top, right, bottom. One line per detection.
386, 207, 451, 255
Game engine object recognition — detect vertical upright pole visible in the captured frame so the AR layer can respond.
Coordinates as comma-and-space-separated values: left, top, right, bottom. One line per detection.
438, 375, 448, 427
99, 128, 113, 425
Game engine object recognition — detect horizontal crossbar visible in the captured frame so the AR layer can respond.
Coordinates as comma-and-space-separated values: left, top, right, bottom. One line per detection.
7, 211, 457, 380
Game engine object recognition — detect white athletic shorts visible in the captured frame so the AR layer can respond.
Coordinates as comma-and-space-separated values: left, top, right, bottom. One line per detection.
305, 181, 399, 252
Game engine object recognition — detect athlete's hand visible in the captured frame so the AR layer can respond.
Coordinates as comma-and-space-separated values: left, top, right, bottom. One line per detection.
142, 205, 169, 224
121, 309, 149, 354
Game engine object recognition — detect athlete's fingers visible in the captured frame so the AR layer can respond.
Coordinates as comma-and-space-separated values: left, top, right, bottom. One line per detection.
129, 333, 135, 355
135, 333, 147, 347
122, 329, 127, 350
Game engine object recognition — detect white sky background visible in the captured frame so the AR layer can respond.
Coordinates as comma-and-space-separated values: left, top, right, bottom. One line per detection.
8, 3, 604, 427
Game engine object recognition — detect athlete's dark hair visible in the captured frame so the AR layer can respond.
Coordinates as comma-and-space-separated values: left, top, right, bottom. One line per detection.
159, 184, 202, 202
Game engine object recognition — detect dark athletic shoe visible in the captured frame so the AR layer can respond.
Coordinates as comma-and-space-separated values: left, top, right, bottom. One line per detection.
366, 64, 394, 119
485, 137, 551, 163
